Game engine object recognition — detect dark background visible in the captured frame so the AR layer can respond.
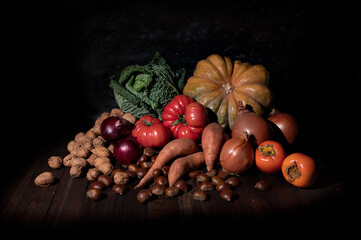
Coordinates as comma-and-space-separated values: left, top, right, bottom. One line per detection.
5, 1, 358, 194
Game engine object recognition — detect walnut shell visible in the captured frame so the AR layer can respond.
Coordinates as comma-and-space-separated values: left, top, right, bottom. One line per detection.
34, 172, 54, 187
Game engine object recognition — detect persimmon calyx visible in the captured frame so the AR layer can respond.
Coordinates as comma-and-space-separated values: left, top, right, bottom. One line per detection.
258, 144, 276, 157
285, 162, 301, 182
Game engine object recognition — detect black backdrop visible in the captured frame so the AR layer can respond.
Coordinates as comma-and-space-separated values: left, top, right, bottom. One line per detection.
6, 1, 359, 190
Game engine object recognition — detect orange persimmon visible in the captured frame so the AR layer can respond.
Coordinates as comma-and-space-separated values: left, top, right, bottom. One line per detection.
255, 140, 286, 175
281, 153, 318, 188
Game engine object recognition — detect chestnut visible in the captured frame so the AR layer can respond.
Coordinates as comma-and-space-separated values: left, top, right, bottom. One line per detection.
211, 176, 224, 186
98, 174, 113, 187
225, 177, 240, 187
218, 170, 229, 179
136, 167, 148, 179
189, 170, 202, 179
128, 163, 139, 172
165, 186, 180, 197
90, 181, 105, 191
196, 173, 210, 183
219, 189, 234, 201
112, 184, 127, 195
254, 180, 270, 191
86, 188, 102, 201
199, 182, 215, 192
192, 190, 207, 202
162, 165, 170, 176
174, 179, 188, 192
153, 168, 163, 179
216, 182, 231, 191
137, 189, 152, 204
154, 176, 168, 186
151, 184, 165, 196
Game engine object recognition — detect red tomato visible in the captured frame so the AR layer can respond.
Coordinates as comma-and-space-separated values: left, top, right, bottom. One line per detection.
255, 140, 286, 175
162, 95, 208, 141
282, 153, 318, 188
132, 115, 170, 148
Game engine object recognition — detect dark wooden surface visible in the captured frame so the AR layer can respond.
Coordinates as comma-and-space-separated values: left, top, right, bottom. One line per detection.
0, 137, 349, 232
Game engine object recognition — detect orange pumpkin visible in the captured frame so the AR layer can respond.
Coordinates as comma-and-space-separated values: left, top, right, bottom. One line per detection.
183, 54, 272, 129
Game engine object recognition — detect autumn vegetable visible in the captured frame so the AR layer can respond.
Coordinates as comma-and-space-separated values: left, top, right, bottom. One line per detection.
183, 54, 271, 129
135, 138, 199, 188
132, 115, 170, 148
113, 136, 143, 166
255, 140, 286, 175
201, 123, 225, 171
282, 153, 318, 188
100, 116, 132, 143
232, 104, 271, 148
268, 110, 298, 145
219, 133, 254, 174
162, 95, 208, 142
109, 52, 185, 119
168, 152, 205, 186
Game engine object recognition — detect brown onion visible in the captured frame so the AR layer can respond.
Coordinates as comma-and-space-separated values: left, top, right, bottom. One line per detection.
231, 107, 271, 148
219, 134, 254, 174
268, 110, 298, 145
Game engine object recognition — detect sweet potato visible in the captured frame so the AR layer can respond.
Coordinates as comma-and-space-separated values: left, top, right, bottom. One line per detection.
168, 152, 205, 186
135, 138, 198, 188
201, 123, 225, 171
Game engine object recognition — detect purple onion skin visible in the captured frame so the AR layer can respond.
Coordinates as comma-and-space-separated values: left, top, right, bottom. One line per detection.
100, 116, 132, 143
114, 136, 142, 166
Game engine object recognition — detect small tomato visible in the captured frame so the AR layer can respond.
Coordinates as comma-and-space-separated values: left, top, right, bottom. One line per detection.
255, 140, 286, 175
281, 153, 318, 188
132, 115, 170, 148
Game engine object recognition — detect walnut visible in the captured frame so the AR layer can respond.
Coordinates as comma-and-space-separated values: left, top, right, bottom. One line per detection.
69, 158, 87, 178
91, 146, 110, 158
86, 168, 100, 181
75, 147, 90, 158
87, 153, 97, 166
80, 136, 93, 150
85, 128, 97, 139
110, 108, 124, 117
93, 136, 105, 147
74, 132, 86, 143
48, 156, 62, 169
67, 140, 76, 152
63, 154, 74, 167
113, 171, 130, 184
94, 157, 113, 175
34, 172, 54, 187
122, 113, 137, 124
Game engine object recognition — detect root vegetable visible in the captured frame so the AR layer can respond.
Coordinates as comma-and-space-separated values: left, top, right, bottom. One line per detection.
201, 123, 225, 171
168, 152, 205, 186
134, 138, 199, 189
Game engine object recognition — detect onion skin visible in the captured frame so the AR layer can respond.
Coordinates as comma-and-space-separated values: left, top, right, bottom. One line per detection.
231, 108, 271, 148
114, 136, 142, 166
268, 112, 298, 145
219, 136, 254, 174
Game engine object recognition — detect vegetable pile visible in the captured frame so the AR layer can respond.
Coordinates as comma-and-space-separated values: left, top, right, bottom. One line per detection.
36, 53, 318, 204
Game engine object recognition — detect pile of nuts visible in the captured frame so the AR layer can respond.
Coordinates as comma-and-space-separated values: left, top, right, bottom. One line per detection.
34, 108, 270, 204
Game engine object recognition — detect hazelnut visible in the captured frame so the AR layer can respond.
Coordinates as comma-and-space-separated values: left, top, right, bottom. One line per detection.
193, 190, 207, 202
137, 189, 152, 204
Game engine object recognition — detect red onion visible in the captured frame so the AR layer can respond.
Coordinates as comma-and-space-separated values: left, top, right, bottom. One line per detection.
231, 107, 271, 148
268, 110, 298, 145
219, 134, 254, 174
101, 116, 132, 143
114, 136, 142, 166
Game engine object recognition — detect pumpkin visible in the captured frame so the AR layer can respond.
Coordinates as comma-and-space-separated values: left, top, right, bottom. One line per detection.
183, 54, 272, 129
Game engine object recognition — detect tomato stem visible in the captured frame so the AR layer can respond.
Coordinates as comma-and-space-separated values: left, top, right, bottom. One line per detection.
285, 162, 301, 182
171, 109, 187, 126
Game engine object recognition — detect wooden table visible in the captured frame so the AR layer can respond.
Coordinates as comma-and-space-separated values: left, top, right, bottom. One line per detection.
0, 137, 349, 232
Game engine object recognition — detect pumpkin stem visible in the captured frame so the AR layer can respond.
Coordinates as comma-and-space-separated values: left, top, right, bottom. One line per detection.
222, 82, 234, 94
